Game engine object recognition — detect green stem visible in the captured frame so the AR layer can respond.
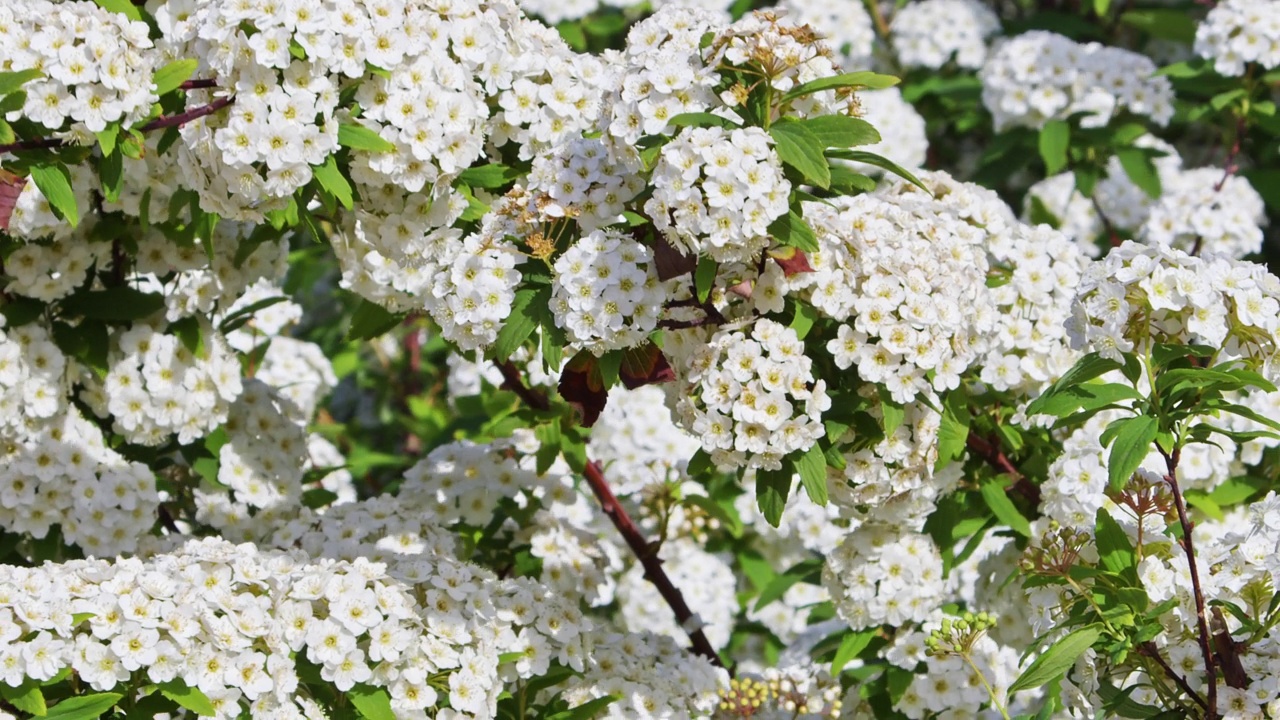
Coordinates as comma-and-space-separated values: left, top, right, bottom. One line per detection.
960, 650, 1011, 720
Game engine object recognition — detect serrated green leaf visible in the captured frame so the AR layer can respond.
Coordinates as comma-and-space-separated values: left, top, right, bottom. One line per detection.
1115, 148, 1161, 199
831, 629, 876, 675
780, 71, 900, 103
43, 693, 124, 720
1009, 626, 1102, 694
158, 681, 216, 717
494, 286, 546, 361
770, 122, 831, 189
695, 256, 717, 304
980, 479, 1032, 537
347, 684, 396, 720
1039, 120, 1070, 175
1, 679, 47, 716
756, 464, 791, 528
152, 59, 199, 97
936, 392, 970, 471
795, 443, 828, 505
1094, 508, 1137, 581
313, 155, 353, 210
767, 209, 819, 252
457, 163, 521, 188
798, 115, 881, 149
338, 121, 396, 153
346, 300, 403, 341
98, 143, 123, 203
28, 163, 79, 228
0, 69, 44, 97
1105, 415, 1158, 491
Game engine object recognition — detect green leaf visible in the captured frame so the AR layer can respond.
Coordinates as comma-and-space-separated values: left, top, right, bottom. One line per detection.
158, 681, 216, 717
555, 21, 587, 51
831, 629, 876, 675
338, 121, 396, 153
780, 71, 900, 103
1093, 0, 1111, 17
1027, 353, 1124, 417
668, 112, 742, 129
795, 443, 829, 505
1115, 148, 1162, 199
152, 59, 199, 97
1094, 508, 1137, 582
1, 679, 47, 716
346, 300, 403, 341
313, 155, 353, 210
458, 163, 521, 188
99, 144, 123, 203
96, 124, 120, 157
597, 349, 622, 389
43, 693, 124, 720
546, 694, 618, 720
798, 115, 881, 149
301, 488, 339, 509
0, 69, 43, 97
695, 256, 717, 304
1119, 9, 1196, 43
1039, 120, 1070, 175
980, 479, 1032, 537
756, 464, 792, 528
347, 684, 396, 720
828, 165, 878, 193
767, 209, 819, 252
754, 558, 822, 611
28, 163, 79, 228
93, 0, 142, 20
60, 287, 164, 322
789, 300, 818, 339
770, 122, 831, 189
936, 392, 971, 471
493, 286, 547, 361
826, 149, 928, 191
1156, 58, 1211, 78
1105, 415, 1158, 491
1009, 626, 1102, 694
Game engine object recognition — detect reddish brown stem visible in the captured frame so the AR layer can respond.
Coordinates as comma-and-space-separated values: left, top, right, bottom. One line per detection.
582, 459, 724, 666
1137, 642, 1209, 711
0, 96, 234, 155
498, 360, 725, 668
1162, 446, 1218, 719
966, 431, 1041, 506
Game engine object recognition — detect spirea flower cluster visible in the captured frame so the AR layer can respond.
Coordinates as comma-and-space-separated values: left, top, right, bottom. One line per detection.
3, 0, 158, 134
551, 229, 672, 354
889, 0, 1001, 70
1140, 168, 1268, 259
1194, 0, 1280, 76
775, 0, 876, 70
823, 524, 946, 630
646, 126, 792, 265
678, 319, 829, 471
526, 136, 644, 231
981, 30, 1175, 130
1066, 241, 1280, 374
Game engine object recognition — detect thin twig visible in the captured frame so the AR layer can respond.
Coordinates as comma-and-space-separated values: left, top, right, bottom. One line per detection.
1138, 641, 1209, 711
497, 360, 725, 668
0, 96, 234, 155
1161, 446, 1218, 719
966, 431, 1041, 506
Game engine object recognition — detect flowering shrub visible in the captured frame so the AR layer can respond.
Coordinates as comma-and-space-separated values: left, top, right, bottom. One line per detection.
1, 0, 1279, 719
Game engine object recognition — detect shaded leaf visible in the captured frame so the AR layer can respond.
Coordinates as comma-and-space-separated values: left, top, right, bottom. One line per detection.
1009, 626, 1102, 694
152, 59, 199, 97
770, 122, 831, 189
28, 163, 79, 228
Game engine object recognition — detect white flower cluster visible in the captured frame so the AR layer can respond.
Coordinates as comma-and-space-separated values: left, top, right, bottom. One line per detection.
132, 224, 291, 322
604, 6, 725, 144
0, 534, 699, 720
0, 322, 68, 432
982, 223, 1089, 395
823, 524, 946, 629
525, 510, 622, 608
1194, 0, 1280, 76
847, 88, 929, 175
889, 0, 1001, 70
83, 323, 242, 446
399, 433, 578, 527
647, 126, 792, 265
801, 178, 997, 403
0, 407, 158, 557
888, 621, 1024, 719
1140, 168, 1268, 259
616, 537, 737, 650
526, 136, 644, 231
1021, 173, 1104, 253
551, 229, 672, 355
205, 381, 309, 519
1094, 137, 1183, 232
2, 0, 158, 134
588, 385, 702, 496
981, 31, 1175, 131
776, 0, 876, 70
833, 400, 962, 530
1066, 241, 1280, 376
678, 319, 830, 471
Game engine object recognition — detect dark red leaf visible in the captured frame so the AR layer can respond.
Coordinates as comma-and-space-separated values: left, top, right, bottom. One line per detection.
650, 231, 697, 281
768, 246, 814, 277
619, 342, 676, 389
0, 171, 26, 231
558, 352, 608, 427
